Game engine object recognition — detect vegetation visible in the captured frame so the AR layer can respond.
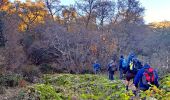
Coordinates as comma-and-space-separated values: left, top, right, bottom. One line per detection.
0, 0, 169, 74
13, 74, 170, 100
0, 0, 169, 99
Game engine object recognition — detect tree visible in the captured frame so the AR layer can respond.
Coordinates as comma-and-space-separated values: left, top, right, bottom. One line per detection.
0, 12, 6, 47
43, 0, 62, 20
14, 0, 47, 31
95, 0, 115, 28
116, 0, 144, 24
76, 0, 98, 28
0, 0, 10, 10
62, 6, 77, 31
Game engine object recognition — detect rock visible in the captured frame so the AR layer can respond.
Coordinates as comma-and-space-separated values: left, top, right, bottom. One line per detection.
0, 86, 6, 94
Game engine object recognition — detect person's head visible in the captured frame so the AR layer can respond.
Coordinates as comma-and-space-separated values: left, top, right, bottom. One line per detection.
109, 60, 114, 64
120, 55, 124, 58
94, 60, 98, 63
129, 51, 135, 57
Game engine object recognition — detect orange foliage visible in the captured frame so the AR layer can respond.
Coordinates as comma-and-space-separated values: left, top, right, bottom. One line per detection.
90, 44, 97, 55
61, 7, 77, 32
0, 0, 12, 12
149, 21, 170, 29
15, 0, 47, 31
18, 79, 27, 87
62, 8, 77, 20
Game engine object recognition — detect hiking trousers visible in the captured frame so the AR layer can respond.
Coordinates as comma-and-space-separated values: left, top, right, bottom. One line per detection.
108, 71, 114, 80
119, 68, 123, 79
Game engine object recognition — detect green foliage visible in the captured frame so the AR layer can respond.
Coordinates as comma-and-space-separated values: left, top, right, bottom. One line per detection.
160, 74, 170, 91
18, 84, 62, 100
41, 74, 133, 100
160, 74, 170, 100
34, 84, 62, 100
16, 74, 170, 100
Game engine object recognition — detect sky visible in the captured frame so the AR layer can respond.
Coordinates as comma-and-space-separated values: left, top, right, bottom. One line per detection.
10, 0, 170, 24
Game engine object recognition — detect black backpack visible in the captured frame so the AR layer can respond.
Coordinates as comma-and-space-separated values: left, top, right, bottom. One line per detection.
129, 59, 140, 74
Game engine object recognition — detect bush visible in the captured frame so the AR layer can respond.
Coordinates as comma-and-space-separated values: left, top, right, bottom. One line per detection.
39, 64, 54, 74
15, 74, 170, 100
27, 46, 62, 65
0, 72, 22, 87
21, 65, 41, 83
41, 74, 134, 99
17, 84, 62, 100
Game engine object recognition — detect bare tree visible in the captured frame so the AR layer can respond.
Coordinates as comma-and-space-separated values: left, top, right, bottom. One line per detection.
76, 0, 98, 28
43, 0, 62, 20
95, 0, 115, 29
116, 0, 145, 24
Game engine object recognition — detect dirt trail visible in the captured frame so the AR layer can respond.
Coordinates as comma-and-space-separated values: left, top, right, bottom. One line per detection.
121, 80, 136, 91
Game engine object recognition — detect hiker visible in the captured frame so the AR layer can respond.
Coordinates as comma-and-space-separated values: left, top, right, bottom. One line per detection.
108, 59, 117, 80
133, 63, 159, 91
127, 52, 135, 65
93, 60, 101, 74
125, 57, 142, 90
119, 55, 127, 79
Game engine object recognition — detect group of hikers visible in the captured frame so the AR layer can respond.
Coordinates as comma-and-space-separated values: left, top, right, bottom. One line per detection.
93, 52, 159, 93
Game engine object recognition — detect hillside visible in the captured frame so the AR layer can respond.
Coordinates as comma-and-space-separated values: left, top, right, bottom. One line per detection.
1, 74, 170, 100
0, 0, 170, 100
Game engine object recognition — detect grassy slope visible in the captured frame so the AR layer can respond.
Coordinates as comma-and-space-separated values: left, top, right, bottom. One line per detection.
8, 74, 170, 100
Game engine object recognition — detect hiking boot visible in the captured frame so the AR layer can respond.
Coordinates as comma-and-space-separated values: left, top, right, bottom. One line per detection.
126, 86, 129, 91
132, 90, 137, 96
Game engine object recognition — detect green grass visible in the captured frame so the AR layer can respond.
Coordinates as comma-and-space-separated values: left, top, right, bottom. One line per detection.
17, 74, 170, 100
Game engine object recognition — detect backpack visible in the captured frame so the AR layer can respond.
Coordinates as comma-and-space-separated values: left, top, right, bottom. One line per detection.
108, 62, 117, 72
142, 68, 155, 86
136, 60, 143, 70
122, 58, 128, 69
129, 60, 138, 74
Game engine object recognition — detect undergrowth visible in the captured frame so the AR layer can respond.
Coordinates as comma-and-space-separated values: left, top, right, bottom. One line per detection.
16, 74, 170, 100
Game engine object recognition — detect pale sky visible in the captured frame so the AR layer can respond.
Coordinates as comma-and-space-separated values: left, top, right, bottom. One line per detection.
141, 0, 170, 23
10, 0, 170, 24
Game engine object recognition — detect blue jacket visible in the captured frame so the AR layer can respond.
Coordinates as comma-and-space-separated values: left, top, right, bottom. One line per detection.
93, 63, 100, 70
119, 58, 123, 69
133, 64, 159, 90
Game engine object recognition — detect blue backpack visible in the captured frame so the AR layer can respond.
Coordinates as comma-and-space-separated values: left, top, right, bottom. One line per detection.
122, 58, 127, 68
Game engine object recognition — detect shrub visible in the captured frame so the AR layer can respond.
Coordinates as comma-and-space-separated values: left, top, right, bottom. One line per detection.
21, 65, 41, 83
42, 74, 134, 99
27, 46, 62, 65
39, 64, 54, 74
17, 84, 62, 100
0, 72, 22, 87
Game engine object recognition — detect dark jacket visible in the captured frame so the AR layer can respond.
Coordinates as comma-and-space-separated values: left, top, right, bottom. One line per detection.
127, 52, 135, 64
126, 58, 142, 75
119, 56, 124, 70
133, 64, 159, 90
119, 57, 123, 70
108, 61, 117, 73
